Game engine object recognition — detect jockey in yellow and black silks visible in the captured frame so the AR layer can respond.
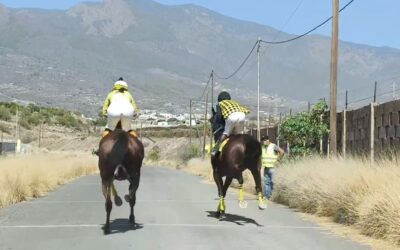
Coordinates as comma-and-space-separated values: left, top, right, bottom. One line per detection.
211, 91, 250, 156
102, 77, 138, 137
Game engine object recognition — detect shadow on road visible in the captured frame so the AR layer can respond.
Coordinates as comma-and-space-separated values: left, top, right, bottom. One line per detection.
102, 219, 144, 235
206, 211, 262, 227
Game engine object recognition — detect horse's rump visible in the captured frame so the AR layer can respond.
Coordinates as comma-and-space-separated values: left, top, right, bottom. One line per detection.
98, 129, 144, 180
213, 134, 261, 175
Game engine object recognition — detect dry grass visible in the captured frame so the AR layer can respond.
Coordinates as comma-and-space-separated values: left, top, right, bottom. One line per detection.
273, 157, 400, 246
0, 152, 97, 208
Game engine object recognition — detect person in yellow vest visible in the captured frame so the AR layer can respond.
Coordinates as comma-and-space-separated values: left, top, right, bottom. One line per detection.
102, 77, 138, 138
261, 135, 285, 199
211, 91, 250, 156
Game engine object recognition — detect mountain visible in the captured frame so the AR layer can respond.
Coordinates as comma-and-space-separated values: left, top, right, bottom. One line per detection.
0, 0, 399, 116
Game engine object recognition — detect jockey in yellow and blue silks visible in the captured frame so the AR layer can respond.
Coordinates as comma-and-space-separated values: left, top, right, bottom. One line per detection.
211, 91, 250, 156
102, 77, 138, 137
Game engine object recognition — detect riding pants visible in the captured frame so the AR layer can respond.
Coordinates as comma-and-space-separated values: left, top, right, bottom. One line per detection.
106, 99, 134, 131
223, 112, 245, 136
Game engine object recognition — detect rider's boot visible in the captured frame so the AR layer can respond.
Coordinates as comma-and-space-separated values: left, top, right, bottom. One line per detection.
211, 134, 227, 157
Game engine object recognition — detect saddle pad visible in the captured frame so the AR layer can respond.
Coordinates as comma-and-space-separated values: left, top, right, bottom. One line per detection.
219, 138, 230, 152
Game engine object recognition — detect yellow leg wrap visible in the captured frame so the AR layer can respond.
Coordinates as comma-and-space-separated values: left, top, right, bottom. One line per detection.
239, 185, 244, 202
258, 192, 265, 204
219, 197, 226, 211
111, 183, 118, 197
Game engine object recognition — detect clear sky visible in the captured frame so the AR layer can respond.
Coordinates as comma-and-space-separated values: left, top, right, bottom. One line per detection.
0, 0, 399, 49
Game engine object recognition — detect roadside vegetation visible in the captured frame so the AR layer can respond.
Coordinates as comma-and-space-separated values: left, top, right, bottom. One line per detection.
273, 157, 400, 246
0, 102, 91, 131
0, 152, 97, 208
279, 100, 329, 156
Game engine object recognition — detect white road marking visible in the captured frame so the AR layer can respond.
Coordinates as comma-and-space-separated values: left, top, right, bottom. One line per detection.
31, 199, 254, 204
0, 223, 334, 229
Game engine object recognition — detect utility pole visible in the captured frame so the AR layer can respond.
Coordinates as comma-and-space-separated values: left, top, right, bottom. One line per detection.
189, 99, 192, 145
345, 90, 348, 110
0, 130, 3, 155
373, 81, 377, 103
393, 81, 396, 100
210, 70, 214, 149
38, 122, 42, 148
257, 38, 261, 141
329, 0, 339, 156
278, 113, 282, 147
202, 91, 209, 157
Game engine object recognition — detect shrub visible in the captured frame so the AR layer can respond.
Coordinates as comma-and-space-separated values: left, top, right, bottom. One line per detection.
21, 133, 35, 143
148, 146, 161, 161
0, 123, 10, 133
0, 107, 12, 121
180, 145, 202, 162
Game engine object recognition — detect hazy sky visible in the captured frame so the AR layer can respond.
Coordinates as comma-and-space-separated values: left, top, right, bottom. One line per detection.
1, 0, 399, 49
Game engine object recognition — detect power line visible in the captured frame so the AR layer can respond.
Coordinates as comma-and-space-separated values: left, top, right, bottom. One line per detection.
197, 72, 213, 101
237, 0, 305, 82
260, 0, 355, 45
213, 41, 258, 80
346, 87, 400, 106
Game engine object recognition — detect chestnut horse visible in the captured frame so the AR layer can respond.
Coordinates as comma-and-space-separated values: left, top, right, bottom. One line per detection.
97, 123, 144, 234
210, 109, 266, 218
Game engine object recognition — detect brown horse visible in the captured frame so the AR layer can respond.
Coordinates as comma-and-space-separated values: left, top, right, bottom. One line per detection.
98, 124, 144, 234
210, 110, 266, 218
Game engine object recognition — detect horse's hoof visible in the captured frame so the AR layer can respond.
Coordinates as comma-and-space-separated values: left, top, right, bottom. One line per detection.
129, 215, 135, 224
114, 195, 123, 207
215, 211, 221, 218
124, 194, 130, 203
103, 225, 110, 235
218, 212, 226, 220
239, 200, 248, 209
258, 202, 267, 210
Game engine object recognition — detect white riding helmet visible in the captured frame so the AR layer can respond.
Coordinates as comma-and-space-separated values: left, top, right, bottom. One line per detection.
114, 77, 128, 89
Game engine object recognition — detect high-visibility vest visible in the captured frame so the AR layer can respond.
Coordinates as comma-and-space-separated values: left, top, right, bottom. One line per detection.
261, 143, 279, 168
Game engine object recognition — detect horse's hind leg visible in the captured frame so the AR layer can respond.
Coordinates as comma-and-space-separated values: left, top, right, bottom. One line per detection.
111, 182, 123, 207
128, 172, 140, 224
102, 180, 112, 234
237, 174, 247, 208
250, 168, 267, 210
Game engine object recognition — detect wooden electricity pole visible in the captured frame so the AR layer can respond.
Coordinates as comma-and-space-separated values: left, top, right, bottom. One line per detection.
189, 99, 192, 145
329, 0, 339, 156
209, 71, 214, 149
202, 91, 209, 157
257, 38, 261, 141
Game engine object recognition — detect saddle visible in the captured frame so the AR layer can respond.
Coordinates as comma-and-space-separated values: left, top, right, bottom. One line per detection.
218, 138, 230, 153
102, 129, 138, 138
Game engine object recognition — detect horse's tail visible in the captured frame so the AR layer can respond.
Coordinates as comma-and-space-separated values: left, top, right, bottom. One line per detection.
114, 164, 129, 181
111, 131, 129, 165
244, 135, 262, 164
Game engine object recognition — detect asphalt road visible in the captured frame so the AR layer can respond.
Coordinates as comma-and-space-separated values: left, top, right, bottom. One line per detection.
0, 167, 369, 250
